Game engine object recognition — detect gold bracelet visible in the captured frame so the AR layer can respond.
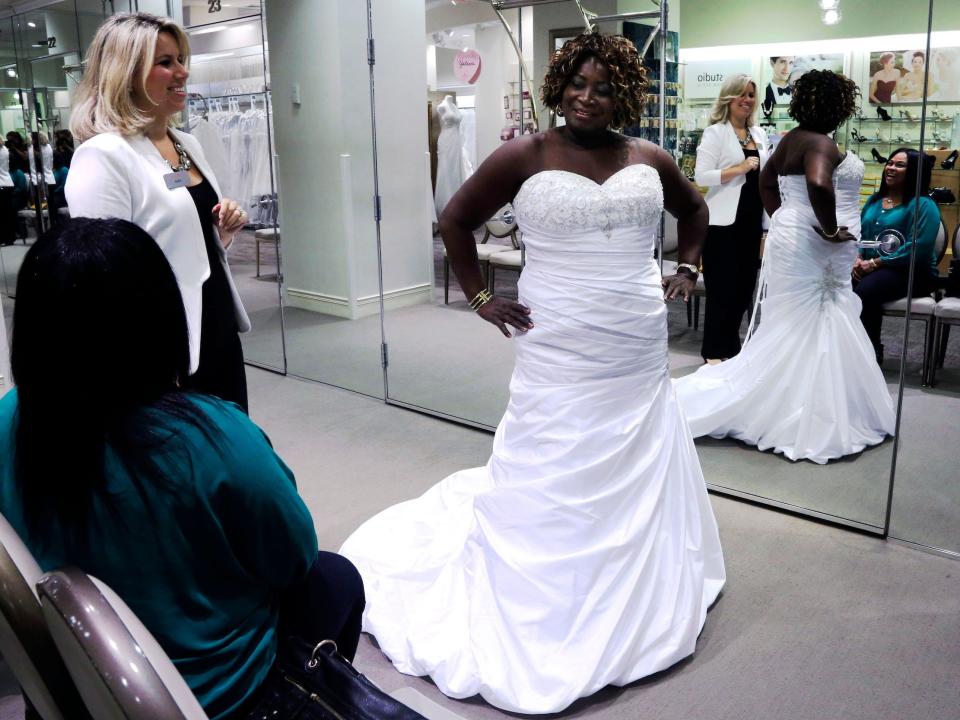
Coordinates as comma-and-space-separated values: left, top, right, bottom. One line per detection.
821, 226, 840, 238
469, 289, 493, 311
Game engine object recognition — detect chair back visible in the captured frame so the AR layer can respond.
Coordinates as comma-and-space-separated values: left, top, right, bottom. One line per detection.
38, 568, 209, 720
935, 215, 949, 263
483, 204, 520, 248
0, 513, 88, 719
662, 212, 679, 256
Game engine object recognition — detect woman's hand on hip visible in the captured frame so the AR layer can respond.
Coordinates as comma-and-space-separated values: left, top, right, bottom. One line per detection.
477, 296, 533, 338
212, 198, 248, 247
662, 272, 696, 301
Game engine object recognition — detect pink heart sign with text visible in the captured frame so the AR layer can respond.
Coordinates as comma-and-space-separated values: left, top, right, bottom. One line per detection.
454, 50, 482, 85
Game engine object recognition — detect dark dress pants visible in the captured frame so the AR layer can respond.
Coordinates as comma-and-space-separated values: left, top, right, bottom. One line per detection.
701, 224, 762, 360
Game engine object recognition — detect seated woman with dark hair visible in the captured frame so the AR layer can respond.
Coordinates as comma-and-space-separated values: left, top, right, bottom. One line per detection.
0, 218, 364, 720
853, 148, 940, 364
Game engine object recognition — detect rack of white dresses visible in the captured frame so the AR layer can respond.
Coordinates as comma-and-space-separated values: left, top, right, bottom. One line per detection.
184, 91, 276, 220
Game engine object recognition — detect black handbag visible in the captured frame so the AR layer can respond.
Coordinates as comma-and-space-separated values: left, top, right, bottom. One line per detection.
247, 637, 427, 720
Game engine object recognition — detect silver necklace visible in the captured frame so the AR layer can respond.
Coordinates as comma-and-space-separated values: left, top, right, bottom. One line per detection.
164, 140, 193, 173
735, 128, 752, 148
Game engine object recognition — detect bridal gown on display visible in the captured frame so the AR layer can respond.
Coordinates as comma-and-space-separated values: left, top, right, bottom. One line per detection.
433, 98, 473, 216
674, 153, 896, 463
341, 165, 726, 714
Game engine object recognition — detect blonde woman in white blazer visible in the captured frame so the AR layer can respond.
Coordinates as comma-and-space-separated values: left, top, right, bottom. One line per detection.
694, 73, 769, 363
66, 12, 251, 410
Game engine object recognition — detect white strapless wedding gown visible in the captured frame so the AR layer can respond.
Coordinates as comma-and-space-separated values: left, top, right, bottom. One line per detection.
674, 153, 896, 463
341, 166, 725, 714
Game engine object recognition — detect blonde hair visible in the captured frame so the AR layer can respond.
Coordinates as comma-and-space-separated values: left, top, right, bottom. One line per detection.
708, 73, 757, 126
70, 12, 190, 142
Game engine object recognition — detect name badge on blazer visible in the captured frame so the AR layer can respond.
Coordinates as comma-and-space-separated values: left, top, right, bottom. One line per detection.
164, 170, 191, 190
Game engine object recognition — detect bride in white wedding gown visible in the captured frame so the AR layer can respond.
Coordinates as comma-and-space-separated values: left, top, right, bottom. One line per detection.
675, 71, 896, 463
341, 35, 725, 714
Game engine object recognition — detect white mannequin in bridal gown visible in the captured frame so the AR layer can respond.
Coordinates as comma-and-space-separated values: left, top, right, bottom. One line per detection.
433, 96, 473, 216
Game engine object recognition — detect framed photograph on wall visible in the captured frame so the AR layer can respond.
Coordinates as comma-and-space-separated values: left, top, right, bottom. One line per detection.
505, 110, 514, 120
759, 54, 847, 109
523, 108, 532, 120
930, 48, 960, 101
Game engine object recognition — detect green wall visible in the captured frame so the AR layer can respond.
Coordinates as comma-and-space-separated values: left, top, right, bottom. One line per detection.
679, 0, 959, 48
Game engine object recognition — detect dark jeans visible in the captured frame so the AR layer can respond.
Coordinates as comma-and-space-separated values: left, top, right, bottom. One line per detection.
853, 265, 938, 352
232, 552, 366, 719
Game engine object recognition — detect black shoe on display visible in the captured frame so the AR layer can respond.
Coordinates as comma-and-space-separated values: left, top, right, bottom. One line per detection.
850, 128, 867, 143
929, 186, 957, 204
941, 149, 958, 170
877, 106, 892, 121
871, 148, 889, 164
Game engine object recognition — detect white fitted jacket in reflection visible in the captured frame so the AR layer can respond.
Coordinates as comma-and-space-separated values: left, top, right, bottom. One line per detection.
694, 122, 770, 229
65, 128, 251, 374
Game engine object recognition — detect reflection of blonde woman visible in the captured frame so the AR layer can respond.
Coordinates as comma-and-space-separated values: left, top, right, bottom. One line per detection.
897, 51, 931, 101
869, 52, 900, 104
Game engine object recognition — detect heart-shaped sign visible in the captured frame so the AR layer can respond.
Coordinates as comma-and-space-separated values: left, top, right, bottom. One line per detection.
454, 50, 482, 85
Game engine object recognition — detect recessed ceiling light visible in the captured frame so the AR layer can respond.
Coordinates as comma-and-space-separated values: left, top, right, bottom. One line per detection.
27, 21, 37, 28
6, 69, 16, 77
818, 0, 839, 9
822, 8, 841, 24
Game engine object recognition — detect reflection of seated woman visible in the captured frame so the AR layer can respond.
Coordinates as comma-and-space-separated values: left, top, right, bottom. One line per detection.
897, 51, 931, 102
869, 52, 900, 104
853, 149, 940, 364
0, 218, 365, 719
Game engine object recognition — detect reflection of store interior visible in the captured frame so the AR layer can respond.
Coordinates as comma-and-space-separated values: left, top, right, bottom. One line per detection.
0, 1, 960, 718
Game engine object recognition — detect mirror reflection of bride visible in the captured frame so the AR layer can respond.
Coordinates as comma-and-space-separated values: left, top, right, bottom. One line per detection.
674, 71, 896, 464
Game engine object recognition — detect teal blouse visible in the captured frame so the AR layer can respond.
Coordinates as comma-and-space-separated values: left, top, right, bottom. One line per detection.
859, 194, 940, 277
0, 391, 319, 720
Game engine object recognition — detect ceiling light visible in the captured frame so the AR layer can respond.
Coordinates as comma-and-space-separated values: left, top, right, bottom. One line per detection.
818, 0, 839, 9
822, 8, 841, 24
27, 21, 36, 28
6, 69, 16, 77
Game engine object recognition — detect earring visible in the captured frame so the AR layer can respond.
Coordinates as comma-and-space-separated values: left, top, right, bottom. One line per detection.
556, 107, 564, 117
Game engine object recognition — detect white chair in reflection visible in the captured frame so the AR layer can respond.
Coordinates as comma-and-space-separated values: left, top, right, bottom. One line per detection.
443, 204, 519, 304
488, 244, 525, 293
38, 567, 210, 720
929, 224, 960, 386
880, 215, 948, 385
254, 226, 280, 278
0, 512, 90, 719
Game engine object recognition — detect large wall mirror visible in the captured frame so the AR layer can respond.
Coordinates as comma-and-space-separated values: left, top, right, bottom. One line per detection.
266, 0, 386, 398
888, 0, 960, 557
365, 0, 941, 535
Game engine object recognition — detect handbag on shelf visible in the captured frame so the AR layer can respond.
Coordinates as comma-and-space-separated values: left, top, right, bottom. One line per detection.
247, 637, 427, 720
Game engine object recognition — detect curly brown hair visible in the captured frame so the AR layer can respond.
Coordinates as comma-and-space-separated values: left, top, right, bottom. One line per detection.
787, 69, 860, 134
540, 32, 648, 130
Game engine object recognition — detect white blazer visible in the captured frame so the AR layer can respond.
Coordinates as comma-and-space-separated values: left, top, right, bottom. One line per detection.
65, 128, 250, 374
694, 122, 770, 228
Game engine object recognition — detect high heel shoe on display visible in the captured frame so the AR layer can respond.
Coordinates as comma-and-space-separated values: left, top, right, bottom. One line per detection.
877, 106, 892, 121
871, 148, 889, 165
900, 109, 918, 122
942, 149, 958, 170
850, 128, 866, 143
